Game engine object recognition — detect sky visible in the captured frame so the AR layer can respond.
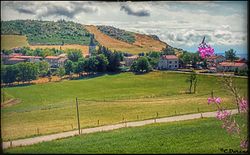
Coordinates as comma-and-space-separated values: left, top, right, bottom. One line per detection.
1, 1, 248, 55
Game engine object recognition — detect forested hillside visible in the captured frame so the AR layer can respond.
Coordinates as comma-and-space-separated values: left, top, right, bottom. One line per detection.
1, 20, 91, 45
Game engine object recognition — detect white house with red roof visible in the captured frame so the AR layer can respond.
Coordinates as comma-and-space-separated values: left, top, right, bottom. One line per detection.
158, 55, 179, 70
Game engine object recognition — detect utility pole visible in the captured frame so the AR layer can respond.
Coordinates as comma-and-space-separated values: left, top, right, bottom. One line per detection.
76, 97, 81, 134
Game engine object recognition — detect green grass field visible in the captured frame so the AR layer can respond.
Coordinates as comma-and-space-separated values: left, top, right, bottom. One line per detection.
1, 35, 29, 50
1, 71, 248, 141
4, 114, 247, 154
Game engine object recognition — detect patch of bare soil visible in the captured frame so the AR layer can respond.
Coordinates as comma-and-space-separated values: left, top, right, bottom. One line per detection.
1, 99, 21, 108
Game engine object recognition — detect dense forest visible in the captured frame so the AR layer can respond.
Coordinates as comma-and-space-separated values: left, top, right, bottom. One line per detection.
1, 20, 94, 45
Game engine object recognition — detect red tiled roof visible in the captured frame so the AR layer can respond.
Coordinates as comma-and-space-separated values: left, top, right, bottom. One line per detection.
219, 62, 247, 67
14, 56, 42, 59
207, 55, 224, 60
161, 55, 178, 60
45, 56, 60, 59
8, 58, 26, 61
125, 55, 139, 59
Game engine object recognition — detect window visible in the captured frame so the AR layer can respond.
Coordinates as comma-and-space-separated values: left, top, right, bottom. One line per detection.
175, 65, 177, 67
169, 65, 171, 68
175, 61, 177, 63
169, 61, 172, 64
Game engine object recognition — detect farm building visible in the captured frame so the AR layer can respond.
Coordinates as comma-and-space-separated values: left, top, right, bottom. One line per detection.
1, 53, 42, 64
45, 56, 68, 68
207, 55, 226, 64
158, 55, 179, 70
217, 62, 248, 72
124, 55, 139, 66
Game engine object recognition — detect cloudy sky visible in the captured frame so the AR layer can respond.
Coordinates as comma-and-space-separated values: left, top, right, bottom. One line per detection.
1, 1, 248, 54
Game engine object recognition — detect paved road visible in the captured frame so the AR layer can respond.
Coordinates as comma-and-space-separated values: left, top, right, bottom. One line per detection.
2, 109, 239, 149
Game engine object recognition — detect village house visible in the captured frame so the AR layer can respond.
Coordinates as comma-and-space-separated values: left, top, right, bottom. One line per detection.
124, 55, 139, 66
1, 53, 42, 65
206, 55, 226, 67
45, 55, 68, 68
158, 55, 179, 70
217, 62, 248, 72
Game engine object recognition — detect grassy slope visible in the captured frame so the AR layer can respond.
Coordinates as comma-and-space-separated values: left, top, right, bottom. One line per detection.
85, 25, 166, 54
1, 71, 247, 141
4, 115, 246, 154
1, 35, 29, 50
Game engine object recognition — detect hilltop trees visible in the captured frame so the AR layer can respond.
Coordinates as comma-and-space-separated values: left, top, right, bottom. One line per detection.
225, 49, 238, 61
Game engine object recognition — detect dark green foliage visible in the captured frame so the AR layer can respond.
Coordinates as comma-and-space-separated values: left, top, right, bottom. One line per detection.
64, 60, 74, 75
74, 60, 85, 76
1, 20, 91, 45
179, 51, 202, 68
2, 65, 19, 84
225, 49, 238, 62
96, 54, 109, 72
16, 62, 39, 82
234, 68, 248, 76
131, 56, 152, 73
84, 56, 99, 74
57, 67, 66, 79
146, 51, 160, 69
66, 49, 83, 62
97, 25, 136, 44
161, 46, 175, 55
37, 61, 49, 77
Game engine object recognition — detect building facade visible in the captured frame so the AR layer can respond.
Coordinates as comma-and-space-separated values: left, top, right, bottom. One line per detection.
158, 55, 179, 70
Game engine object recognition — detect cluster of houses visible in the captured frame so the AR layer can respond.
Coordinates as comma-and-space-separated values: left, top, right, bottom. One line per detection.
1, 53, 68, 68
122, 54, 248, 73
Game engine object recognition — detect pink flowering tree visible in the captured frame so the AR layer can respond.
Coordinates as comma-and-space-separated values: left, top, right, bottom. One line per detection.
198, 37, 215, 59
207, 76, 248, 150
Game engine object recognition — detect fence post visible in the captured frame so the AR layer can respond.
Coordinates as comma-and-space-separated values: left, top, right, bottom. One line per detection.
137, 115, 139, 120
76, 97, 81, 134
10, 141, 12, 148
197, 108, 200, 113
98, 120, 100, 126
37, 128, 39, 135
201, 113, 203, 118
175, 110, 177, 115
71, 124, 73, 130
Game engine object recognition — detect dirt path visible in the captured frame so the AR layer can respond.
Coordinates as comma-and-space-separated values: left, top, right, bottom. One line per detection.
2, 109, 239, 149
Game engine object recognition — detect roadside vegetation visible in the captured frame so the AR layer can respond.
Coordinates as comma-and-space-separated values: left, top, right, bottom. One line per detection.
4, 115, 246, 154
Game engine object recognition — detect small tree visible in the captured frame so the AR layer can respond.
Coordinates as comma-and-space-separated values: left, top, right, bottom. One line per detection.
131, 57, 152, 73
58, 67, 65, 80
186, 70, 198, 94
225, 49, 237, 62
64, 60, 74, 75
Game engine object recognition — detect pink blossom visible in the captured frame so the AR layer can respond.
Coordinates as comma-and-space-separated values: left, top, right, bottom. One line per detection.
207, 97, 213, 104
216, 110, 230, 120
198, 41, 214, 59
215, 97, 221, 104
240, 139, 248, 149
239, 98, 248, 112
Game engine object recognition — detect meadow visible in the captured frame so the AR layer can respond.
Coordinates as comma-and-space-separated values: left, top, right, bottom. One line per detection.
1, 71, 248, 141
4, 115, 246, 154
1, 35, 29, 50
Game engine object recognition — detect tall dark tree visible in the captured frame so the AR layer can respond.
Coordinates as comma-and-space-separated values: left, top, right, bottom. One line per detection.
131, 57, 152, 73
64, 60, 74, 75
96, 54, 109, 72
67, 49, 83, 62
2, 65, 19, 84
225, 49, 237, 61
